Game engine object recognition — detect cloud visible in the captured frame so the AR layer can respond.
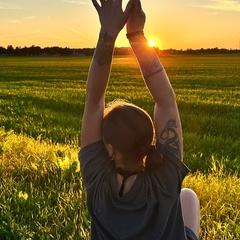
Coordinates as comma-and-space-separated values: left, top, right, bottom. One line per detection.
0, 31, 41, 38
203, 11, 219, 15
23, 16, 37, 20
7, 16, 36, 24
9, 19, 21, 24
0, 3, 21, 10
69, 27, 89, 38
196, 0, 240, 12
62, 0, 87, 4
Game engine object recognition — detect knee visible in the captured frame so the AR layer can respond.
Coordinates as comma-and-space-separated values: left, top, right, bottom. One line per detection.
180, 188, 199, 206
181, 188, 200, 238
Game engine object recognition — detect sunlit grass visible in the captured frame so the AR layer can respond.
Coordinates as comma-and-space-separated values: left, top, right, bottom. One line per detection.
0, 127, 89, 239
184, 163, 240, 240
0, 55, 240, 239
0, 128, 239, 239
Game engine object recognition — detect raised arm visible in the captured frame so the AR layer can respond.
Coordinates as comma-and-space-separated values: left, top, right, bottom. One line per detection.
126, 0, 183, 160
80, 0, 134, 148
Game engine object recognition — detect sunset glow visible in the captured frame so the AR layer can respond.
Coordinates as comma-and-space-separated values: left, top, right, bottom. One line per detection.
0, 0, 239, 49
148, 39, 155, 47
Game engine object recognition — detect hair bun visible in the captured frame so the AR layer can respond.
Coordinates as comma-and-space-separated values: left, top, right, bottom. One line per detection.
145, 145, 164, 170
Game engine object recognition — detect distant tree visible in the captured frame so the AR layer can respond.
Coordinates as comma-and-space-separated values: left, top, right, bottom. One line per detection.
0, 46, 6, 55
15, 46, 22, 55
7, 45, 14, 55
1, 45, 239, 56
60, 47, 72, 55
114, 47, 133, 55
29, 45, 42, 55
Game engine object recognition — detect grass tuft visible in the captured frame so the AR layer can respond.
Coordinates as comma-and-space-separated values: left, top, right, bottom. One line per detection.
183, 159, 240, 239
0, 127, 90, 239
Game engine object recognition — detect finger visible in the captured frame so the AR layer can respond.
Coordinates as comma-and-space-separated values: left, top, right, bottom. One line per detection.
134, 0, 145, 17
100, 0, 107, 5
92, 0, 101, 12
124, 0, 135, 19
135, 0, 142, 10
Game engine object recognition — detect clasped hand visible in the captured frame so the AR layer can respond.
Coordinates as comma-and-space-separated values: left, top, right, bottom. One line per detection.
92, 0, 145, 38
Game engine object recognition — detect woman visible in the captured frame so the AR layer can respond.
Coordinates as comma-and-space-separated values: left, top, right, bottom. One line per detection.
79, 0, 200, 239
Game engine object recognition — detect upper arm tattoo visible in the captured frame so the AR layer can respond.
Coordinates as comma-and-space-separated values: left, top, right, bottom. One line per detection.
95, 32, 115, 66
160, 119, 181, 160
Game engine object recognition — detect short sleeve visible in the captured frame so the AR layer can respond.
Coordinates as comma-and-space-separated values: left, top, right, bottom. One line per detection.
79, 140, 113, 187
152, 142, 190, 196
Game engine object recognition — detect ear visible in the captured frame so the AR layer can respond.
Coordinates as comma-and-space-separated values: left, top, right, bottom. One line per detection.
106, 144, 114, 158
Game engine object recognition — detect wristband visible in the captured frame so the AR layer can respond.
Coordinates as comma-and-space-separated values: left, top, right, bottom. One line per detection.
126, 30, 144, 39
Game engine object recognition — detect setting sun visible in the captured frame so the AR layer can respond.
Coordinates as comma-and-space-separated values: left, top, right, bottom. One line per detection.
0, 1, 238, 49
148, 39, 155, 47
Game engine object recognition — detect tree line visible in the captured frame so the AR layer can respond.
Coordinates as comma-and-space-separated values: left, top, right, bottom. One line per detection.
0, 45, 239, 56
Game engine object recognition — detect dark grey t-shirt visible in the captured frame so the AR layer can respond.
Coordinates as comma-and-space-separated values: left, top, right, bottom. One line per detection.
79, 140, 190, 240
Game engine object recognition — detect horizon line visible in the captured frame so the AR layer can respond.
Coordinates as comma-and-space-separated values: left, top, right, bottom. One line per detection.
1, 45, 240, 51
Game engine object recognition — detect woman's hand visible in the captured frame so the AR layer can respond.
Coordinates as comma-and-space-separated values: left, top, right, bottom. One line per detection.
126, 0, 146, 34
92, 0, 134, 39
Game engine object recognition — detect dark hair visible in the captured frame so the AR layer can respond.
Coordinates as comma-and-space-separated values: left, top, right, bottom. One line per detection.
102, 100, 154, 172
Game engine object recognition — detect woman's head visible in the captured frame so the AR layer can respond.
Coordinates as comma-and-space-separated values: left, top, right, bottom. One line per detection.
102, 100, 154, 172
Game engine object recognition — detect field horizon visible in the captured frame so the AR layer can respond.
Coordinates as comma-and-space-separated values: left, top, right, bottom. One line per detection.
1, 55, 239, 173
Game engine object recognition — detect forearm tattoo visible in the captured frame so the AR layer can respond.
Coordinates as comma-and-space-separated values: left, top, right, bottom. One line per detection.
144, 61, 164, 80
95, 31, 115, 66
160, 119, 181, 160
130, 37, 164, 80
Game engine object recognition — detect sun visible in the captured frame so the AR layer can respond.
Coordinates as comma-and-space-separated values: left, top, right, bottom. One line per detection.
148, 39, 155, 47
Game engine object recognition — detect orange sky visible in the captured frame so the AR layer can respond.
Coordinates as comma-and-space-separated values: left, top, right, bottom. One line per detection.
1, 0, 240, 50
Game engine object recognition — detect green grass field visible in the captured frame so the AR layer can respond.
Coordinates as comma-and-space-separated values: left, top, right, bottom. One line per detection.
0, 55, 240, 239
